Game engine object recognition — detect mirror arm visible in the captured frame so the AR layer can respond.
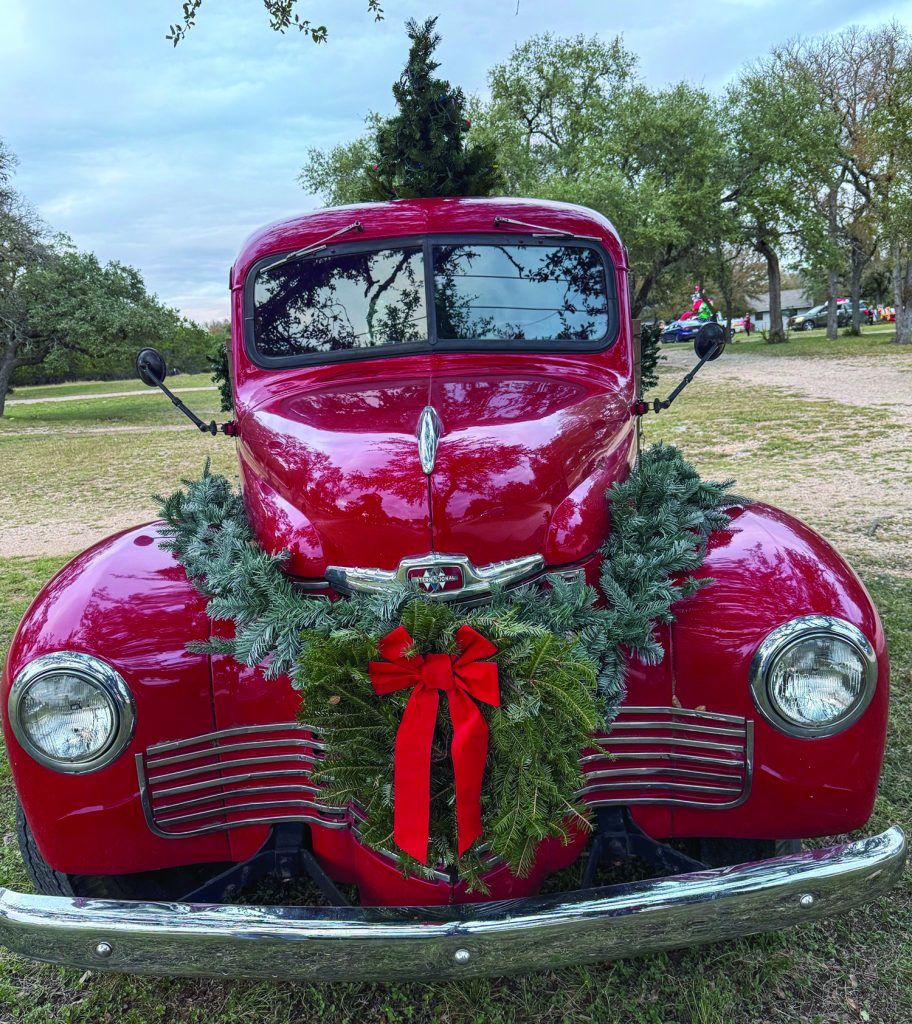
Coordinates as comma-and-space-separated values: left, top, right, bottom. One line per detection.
653, 347, 716, 412
148, 372, 219, 435
633, 346, 720, 417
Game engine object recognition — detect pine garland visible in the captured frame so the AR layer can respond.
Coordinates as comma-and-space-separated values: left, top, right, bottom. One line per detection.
157, 443, 743, 885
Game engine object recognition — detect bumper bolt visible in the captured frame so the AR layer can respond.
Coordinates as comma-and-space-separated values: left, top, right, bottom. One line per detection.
799, 894, 814, 908
94, 941, 113, 959
453, 948, 471, 965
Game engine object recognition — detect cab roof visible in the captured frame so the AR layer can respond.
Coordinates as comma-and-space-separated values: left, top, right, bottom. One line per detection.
231, 196, 626, 288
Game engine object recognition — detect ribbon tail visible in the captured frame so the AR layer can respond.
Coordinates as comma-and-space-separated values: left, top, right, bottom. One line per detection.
448, 689, 490, 858
393, 686, 439, 865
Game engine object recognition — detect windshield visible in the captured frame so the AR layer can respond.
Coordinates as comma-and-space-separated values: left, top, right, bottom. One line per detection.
248, 237, 616, 365
432, 243, 609, 342
253, 245, 427, 358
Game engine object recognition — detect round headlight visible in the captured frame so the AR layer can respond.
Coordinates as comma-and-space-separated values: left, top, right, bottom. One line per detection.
9, 653, 135, 772
750, 616, 876, 737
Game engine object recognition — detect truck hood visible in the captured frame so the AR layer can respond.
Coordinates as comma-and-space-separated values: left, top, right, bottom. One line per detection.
238, 365, 634, 578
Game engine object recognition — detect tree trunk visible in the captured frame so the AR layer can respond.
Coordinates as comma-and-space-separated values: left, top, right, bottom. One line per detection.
755, 238, 785, 343
630, 271, 655, 319
893, 249, 912, 344
826, 189, 839, 340
849, 235, 865, 335
0, 337, 17, 417
826, 269, 839, 340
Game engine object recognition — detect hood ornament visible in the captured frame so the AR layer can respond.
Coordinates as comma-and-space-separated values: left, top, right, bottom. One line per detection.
416, 405, 443, 475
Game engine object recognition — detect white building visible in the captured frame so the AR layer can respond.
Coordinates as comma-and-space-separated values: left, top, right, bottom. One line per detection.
747, 289, 815, 330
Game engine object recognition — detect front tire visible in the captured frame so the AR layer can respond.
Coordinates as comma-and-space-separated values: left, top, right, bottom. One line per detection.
803, 320, 815, 331
16, 802, 227, 901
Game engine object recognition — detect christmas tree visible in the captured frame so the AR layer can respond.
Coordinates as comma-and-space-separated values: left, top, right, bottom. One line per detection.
364, 17, 501, 200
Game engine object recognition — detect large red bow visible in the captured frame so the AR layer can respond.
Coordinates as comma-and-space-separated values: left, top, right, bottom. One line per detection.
369, 624, 500, 864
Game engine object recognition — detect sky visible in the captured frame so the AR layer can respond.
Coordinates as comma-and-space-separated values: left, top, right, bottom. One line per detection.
2, 0, 910, 321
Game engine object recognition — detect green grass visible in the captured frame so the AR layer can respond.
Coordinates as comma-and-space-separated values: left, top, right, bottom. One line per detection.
723, 326, 910, 359
0, 350, 909, 1021
0, 388, 221, 432
663, 325, 911, 360
8, 373, 214, 401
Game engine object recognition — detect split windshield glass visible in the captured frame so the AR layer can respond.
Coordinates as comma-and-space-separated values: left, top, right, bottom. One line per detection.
253, 245, 427, 358
250, 238, 614, 362
432, 242, 609, 342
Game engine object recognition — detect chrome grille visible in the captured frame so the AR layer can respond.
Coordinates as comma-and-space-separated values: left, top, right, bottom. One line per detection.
137, 706, 752, 838
136, 723, 346, 838
580, 706, 753, 809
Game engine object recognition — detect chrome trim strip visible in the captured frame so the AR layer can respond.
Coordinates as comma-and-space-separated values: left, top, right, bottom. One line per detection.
146, 738, 324, 769
146, 753, 321, 785
595, 735, 744, 753
152, 769, 325, 799
579, 780, 742, 797
146, 722, 320, 755
749, 615, 878, 739
617, 706, 747, 724
153, 814, 349, 838
9, 652, 136, 775
608, 721, 746, 737
579, 750, 744, 768
580, 766, 744, 783
153, 784, 327, 813
0, 829, 902, 980
157, 799, 344, 827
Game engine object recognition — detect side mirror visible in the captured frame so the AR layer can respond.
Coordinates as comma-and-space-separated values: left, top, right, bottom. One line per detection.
134, 346, 223, 435
693, 322, 726, 361
643, 321, 727, 416
136, 347, 167, 387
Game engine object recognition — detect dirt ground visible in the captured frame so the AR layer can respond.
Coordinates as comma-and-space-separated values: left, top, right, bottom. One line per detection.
662, 345, 912, 423
661, 345, 912, 572
5, 350, 911, 565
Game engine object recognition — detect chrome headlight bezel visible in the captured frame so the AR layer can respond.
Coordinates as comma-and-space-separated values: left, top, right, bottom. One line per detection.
8, 652, 135, 773
749, 615, 877, 738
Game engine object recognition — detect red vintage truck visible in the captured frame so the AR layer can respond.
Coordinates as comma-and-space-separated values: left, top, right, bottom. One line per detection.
0, 197, 904, 980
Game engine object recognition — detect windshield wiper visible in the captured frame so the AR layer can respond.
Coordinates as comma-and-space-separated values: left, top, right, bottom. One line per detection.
493, 216, 600, 242
266, 220, 364, 272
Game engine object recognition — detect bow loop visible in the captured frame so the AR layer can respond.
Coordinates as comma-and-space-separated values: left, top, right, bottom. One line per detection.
368, 624, 499, 864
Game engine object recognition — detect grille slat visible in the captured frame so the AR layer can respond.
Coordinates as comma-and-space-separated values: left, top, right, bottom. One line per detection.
137, 707, 752, 838
152, 768, 324, 799
156, 798, 346, 827
146, 738, 324, 769
147, 752, 321, 785
582, 707, 752, 810
607, 720, 746, 737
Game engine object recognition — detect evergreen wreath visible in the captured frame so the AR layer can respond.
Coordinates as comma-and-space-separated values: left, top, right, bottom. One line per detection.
157, 443, 743, 886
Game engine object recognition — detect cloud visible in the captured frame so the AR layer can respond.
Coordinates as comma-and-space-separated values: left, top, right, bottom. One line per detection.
2, 0, 908, 320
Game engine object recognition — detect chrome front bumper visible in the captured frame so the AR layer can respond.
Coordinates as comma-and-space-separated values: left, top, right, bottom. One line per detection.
0, 827, 904, 981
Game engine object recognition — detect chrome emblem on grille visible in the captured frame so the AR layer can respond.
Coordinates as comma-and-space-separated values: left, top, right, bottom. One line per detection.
326, 552, 545, 602
407, 565, 465, 593
416, 405, 443, 475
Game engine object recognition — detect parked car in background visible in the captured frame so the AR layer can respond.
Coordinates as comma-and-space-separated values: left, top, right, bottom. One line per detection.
789, 301, 875, 331
661, 318, 703, 343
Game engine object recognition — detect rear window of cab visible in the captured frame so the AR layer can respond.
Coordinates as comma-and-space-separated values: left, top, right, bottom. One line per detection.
245, 236, 618, 366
